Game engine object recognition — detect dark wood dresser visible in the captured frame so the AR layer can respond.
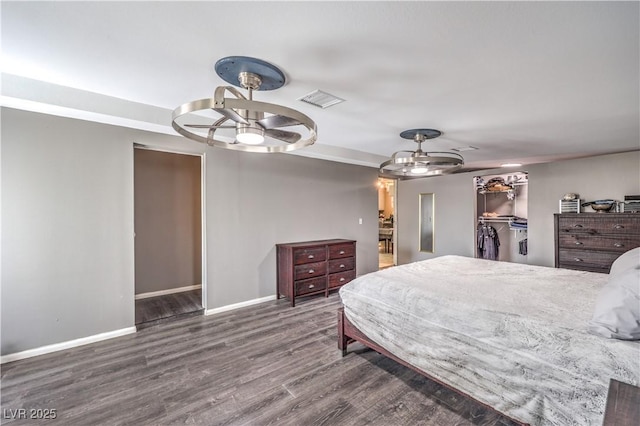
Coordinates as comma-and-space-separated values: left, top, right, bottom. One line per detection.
276, 239, 356, 307
554, 213, 640, 273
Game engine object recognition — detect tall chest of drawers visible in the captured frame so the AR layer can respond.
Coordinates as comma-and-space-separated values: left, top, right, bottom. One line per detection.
276, 239, 356, 307
554, 213, 640, 273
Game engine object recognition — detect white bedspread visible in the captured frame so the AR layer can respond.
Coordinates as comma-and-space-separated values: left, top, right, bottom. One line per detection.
339, 255, 639, 425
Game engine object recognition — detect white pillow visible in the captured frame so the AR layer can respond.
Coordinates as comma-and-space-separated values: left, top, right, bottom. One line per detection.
609, 247, 640, 276
588, 249, 640, 340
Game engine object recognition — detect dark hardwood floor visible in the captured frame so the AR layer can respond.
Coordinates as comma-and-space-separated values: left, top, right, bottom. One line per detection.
1, 294, 517, 425
135, 289, 203, 327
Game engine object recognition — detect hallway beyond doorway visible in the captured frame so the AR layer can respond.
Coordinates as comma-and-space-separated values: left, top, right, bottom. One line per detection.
135, 290, 203, 329
378, 177, 396, 269
379, 245, 394, 269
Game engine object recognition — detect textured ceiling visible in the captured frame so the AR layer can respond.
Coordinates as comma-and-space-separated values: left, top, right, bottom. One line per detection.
1, 1, 638, 170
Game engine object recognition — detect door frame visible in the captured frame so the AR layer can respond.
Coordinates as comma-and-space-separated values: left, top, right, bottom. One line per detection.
378, 177, 398, 268
391, 178, 398, 266
133, 144, 207, 312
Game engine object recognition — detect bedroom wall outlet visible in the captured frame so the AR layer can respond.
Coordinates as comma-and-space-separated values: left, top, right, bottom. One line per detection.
359, 218, 363, 224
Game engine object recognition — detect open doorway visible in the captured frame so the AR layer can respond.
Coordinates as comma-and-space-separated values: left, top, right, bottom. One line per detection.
474, 172, 528, 263
378, 178, 396, 269
134, 146, 205, 328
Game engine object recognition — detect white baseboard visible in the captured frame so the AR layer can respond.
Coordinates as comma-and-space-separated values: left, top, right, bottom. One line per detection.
205, 295, 276, 316
1, 326, 137, 364
2, 294, 275, 363
135, 284, 202, 300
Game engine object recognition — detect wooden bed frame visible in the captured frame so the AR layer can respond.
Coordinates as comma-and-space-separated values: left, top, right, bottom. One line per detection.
337, 307, 529, 426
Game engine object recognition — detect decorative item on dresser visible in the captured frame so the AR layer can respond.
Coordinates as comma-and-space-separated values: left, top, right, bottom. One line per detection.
554, 213, 640, 273
622, 195, 640, 213
276, 239, 356, 307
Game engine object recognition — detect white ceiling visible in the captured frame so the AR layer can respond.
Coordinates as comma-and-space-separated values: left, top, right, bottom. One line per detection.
2, 1, 639, 170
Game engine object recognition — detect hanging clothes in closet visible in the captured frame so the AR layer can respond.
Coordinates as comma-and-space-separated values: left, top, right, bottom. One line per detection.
477, 224, 500, 260
519, 238, 528, 256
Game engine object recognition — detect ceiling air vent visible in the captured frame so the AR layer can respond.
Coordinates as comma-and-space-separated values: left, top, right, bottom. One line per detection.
298, 90, 345, 109
451, 146, 479, 152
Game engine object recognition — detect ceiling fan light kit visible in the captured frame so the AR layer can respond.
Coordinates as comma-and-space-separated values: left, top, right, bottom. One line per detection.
172, 56, 317, 153
379, 129, 464, 177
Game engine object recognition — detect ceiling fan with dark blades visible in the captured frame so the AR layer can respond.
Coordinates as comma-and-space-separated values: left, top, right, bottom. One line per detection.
172, 56, 317, 153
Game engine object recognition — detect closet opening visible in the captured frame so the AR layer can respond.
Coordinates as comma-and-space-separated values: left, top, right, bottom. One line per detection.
133, 146, 206, 329
474, 172, 528, 263
378, 178, 396, 269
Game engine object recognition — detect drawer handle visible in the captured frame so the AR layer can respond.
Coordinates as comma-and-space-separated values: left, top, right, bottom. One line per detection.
308, 284, 315, 289
339, 264, 345, 268
339, 250, 345, 255
339, 277, 346, 282
574, 241, 583, 245
614, 243, 624, 248
572, 224, 583, 228
613, 224, 624, 229
308, 269, 315, 274
574, 258, 584, 262
308, 254, 315, 259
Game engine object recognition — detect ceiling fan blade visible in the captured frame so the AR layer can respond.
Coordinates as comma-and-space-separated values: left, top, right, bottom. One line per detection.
257, 115, 301, 129
264, 129, 302, 144
213, 108, 249, 125
185, 124, 235, 129
185, 115, 234, 130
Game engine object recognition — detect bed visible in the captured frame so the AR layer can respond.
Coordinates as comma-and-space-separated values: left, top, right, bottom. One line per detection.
338, 254, 640, 425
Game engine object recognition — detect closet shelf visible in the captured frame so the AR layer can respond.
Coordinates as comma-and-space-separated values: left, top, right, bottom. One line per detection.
478, 189, 513, 195
478, 217, 514, 223
476, 182, 528, 194
478, 217, 528, 232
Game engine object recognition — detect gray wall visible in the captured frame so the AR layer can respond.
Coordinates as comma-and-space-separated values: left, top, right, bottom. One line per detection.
1, 109, 135, 355
1, 108, 379, 355
526, 152, 640, 266
203, 146, 380, 307
397, 172, 477, 264
134, 149, 202, 295
397, 151, 640, 266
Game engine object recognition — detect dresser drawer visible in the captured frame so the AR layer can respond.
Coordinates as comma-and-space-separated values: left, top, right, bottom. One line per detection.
557, 234, 640, 253
293, 261, 326, 280
595, 217, 640, 235
293, 247, 326, 265
328, 270, 356, 289
558, 248, 620, 272
328, 243, 355, 259
559, 262, 610, 273
328, 257, 355, 274
558, 216, 640, 236
295, 276, 327, 296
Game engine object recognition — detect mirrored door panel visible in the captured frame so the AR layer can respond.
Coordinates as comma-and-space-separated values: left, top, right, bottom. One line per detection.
419, 193, 434, 252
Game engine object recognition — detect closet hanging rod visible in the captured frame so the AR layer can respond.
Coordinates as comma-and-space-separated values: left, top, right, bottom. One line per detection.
479, 217, 528, 232
478, 217, 515, 223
